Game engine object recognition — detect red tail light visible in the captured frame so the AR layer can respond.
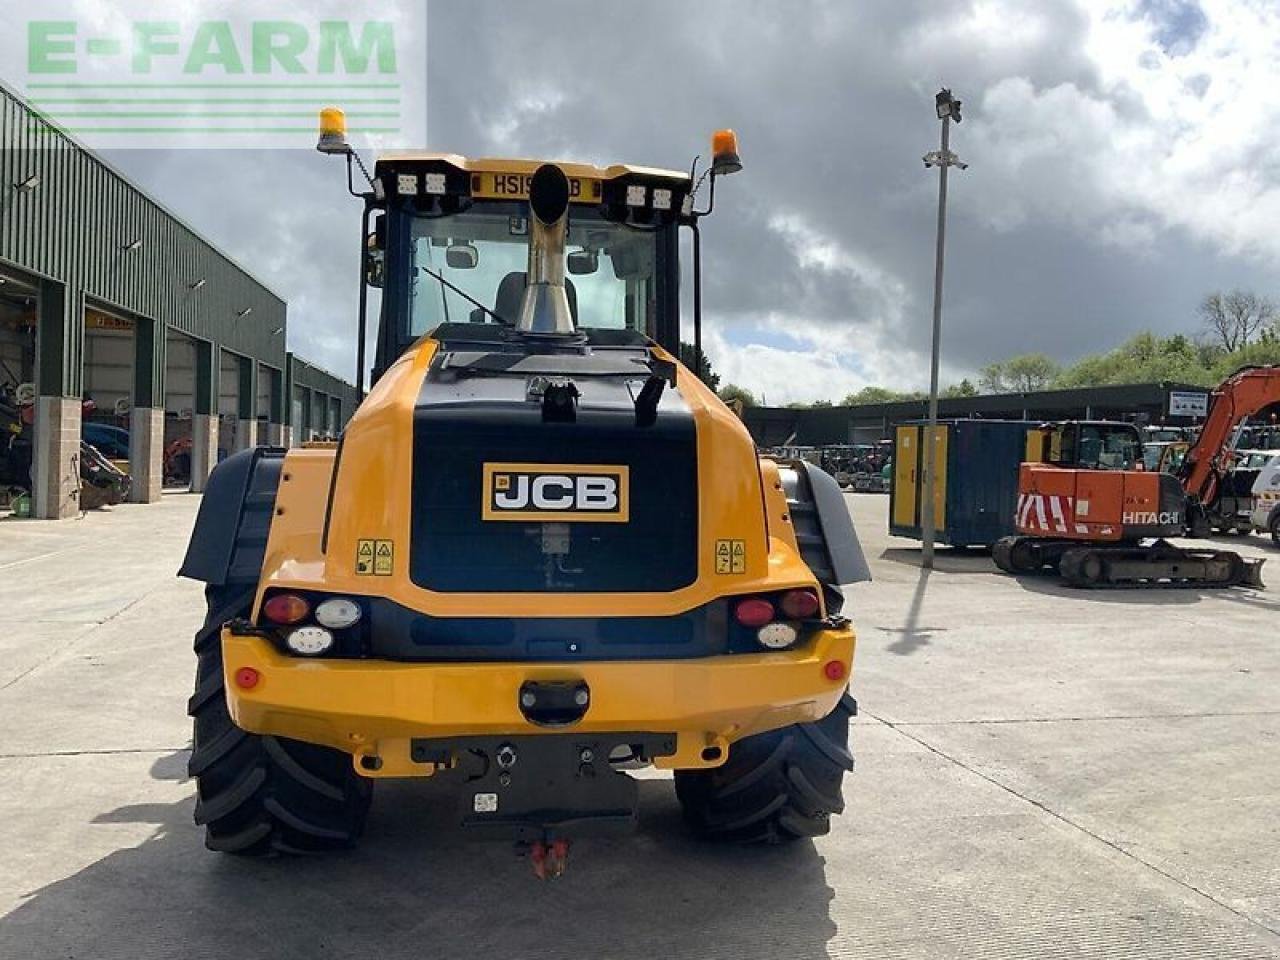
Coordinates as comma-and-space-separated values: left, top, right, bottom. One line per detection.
779, 588, 820, 619
734, 597, 775, 628
263, 593, 310, 625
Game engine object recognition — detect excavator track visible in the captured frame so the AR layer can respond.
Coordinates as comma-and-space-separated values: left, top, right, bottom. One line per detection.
1057, 542, 1265, 590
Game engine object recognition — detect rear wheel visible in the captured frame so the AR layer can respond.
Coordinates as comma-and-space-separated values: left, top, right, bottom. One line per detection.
674, 692, 855, 843
188, 585, 372, 855
1272, 512, 1280, 547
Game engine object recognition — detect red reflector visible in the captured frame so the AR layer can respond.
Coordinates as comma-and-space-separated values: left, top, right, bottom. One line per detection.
234, 667, 261, 689
780, 588, 820, 619
823, 659, 846, 682
263, 593, 310, 625
734, 597, 775, 628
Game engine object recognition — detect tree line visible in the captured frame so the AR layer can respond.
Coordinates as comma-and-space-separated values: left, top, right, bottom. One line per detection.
709, 289, 1280, 409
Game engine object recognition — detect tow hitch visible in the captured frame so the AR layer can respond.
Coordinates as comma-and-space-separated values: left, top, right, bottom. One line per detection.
411, 731, 676, 873
529, 837, 571, 880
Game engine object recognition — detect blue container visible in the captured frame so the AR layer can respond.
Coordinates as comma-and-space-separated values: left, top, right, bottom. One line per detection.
889, 419, 1037, 547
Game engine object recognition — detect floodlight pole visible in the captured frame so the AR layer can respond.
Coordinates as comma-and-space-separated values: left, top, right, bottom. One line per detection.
920, 90, 965, 570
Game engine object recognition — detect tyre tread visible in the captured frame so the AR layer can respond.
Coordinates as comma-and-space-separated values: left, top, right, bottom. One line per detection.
188, 585, 371, 856
675, 694, 854, 844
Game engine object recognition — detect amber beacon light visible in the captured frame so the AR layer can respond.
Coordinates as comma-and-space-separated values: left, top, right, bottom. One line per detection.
711, 128, 743, 175
316, 106, 351, 155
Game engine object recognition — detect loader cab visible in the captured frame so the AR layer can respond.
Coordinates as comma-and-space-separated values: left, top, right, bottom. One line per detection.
1033, 420, 1144, 472
363, 157, 691, 384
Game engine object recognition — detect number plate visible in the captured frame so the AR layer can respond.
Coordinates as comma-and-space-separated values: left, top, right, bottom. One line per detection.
471, 172, 602, 203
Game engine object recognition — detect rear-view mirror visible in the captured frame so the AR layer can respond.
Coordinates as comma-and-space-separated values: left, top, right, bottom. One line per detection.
567, 249, 599, 275
446, 243, 479, 269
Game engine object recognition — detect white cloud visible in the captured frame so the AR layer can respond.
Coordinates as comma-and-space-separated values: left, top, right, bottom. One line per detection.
964, 1, 1280, 265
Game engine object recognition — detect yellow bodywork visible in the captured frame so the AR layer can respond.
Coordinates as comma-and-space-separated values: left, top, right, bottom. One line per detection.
224, 330, 856, 777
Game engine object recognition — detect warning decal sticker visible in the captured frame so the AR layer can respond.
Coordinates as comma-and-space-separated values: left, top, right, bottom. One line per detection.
715, 539, 746, 575
356, 539, 394, 576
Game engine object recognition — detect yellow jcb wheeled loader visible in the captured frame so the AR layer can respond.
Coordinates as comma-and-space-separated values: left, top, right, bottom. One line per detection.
179, 113, 869, 873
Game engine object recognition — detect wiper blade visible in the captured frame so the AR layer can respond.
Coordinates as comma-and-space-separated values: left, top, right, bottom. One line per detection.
420, 267, 505, 325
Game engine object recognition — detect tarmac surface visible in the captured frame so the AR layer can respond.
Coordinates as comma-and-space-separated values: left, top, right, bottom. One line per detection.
0, 492, 1277, 959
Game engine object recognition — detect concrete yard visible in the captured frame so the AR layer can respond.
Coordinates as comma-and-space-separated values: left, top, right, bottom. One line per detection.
0, 492, 1277, 959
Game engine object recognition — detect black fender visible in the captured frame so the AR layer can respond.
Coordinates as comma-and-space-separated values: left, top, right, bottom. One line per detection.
779, 459, 871, 602
178, 447, 286, 586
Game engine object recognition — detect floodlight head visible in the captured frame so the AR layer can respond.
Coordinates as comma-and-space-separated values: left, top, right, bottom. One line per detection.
935, 88, 962, 123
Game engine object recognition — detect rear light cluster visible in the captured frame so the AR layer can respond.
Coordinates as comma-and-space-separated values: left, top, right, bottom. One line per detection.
260, 592, 363, 657
732, 588, 822, 651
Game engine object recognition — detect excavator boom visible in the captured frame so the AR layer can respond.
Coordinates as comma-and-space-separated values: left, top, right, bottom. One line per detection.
1180, 366, 1280, 508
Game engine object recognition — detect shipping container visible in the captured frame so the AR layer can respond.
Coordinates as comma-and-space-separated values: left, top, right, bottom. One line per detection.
889, 419, 1039, 547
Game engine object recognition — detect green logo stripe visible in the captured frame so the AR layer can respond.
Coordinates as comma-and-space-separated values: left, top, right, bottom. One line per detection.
30, 97, 400, 104
28, 82, 402, 89
29, 124, 402, 134
37, 111, 401, 118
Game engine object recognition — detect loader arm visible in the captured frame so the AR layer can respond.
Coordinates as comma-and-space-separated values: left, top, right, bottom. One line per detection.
1179, 366, 1280, 508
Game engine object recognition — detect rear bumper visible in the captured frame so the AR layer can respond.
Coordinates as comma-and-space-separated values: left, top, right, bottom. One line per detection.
221, 625, 854, 776
1251, 501, 1278, 530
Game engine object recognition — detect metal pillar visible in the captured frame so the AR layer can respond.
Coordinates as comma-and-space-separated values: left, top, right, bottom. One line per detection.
128, 315, 165, 502
190, 339, 219, 492
33, 280, 83, 519
920, 90, 966, 568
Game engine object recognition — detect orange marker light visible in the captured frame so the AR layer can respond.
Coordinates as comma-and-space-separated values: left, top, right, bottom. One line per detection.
711, 128, 743, 175
316, 106, 351, 155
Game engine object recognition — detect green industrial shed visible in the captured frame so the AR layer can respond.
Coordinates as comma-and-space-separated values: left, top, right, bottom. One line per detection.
0, 83, 356, 518
743, 382, 1210, 448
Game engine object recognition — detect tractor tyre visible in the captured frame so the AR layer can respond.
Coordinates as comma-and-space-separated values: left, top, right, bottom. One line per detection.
674, 692, 855, 844
187, 584, 372, 855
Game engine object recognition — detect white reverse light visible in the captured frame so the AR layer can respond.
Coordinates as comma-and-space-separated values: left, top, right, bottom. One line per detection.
625, 184, 647, 207
286, 625, 335, 656
315, 597, 362, 629
756, 622, 799, 651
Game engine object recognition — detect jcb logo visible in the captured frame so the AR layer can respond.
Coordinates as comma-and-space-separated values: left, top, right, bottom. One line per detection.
482, 463, 629, 523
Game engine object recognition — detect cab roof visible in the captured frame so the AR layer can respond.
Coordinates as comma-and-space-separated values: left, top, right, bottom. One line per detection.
375, 152, 691, 184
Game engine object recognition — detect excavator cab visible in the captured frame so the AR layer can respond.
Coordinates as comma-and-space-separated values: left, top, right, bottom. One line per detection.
1029, 420, 1144, 472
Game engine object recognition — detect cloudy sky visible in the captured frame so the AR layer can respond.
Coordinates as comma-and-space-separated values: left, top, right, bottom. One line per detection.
96, 0, 1280, 404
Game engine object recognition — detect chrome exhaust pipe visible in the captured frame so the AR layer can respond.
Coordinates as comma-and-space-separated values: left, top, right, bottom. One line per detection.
515, 164, 576, 336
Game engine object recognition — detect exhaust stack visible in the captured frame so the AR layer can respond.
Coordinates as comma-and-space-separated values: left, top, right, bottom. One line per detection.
515, 164, 576, 336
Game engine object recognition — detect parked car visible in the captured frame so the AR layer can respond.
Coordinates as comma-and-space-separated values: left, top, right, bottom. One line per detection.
82, 422, 130, 459
1249, 452, 1280, 544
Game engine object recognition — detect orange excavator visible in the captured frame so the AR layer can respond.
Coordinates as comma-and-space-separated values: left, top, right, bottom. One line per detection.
993, 366, 1279, 588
